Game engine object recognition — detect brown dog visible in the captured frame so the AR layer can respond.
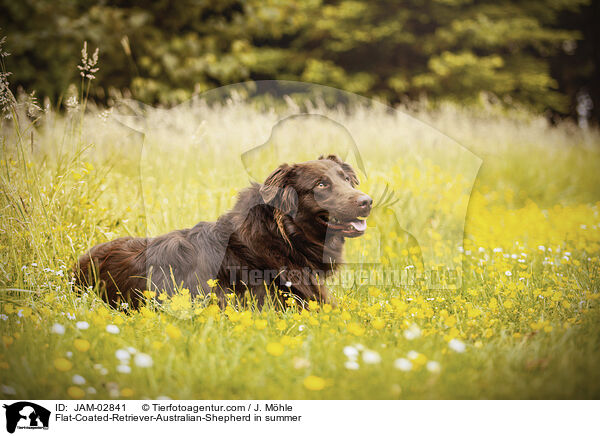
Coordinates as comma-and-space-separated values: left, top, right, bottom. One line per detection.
75, 155, 372, 308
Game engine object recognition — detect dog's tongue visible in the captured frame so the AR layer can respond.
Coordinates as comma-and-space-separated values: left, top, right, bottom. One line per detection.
349, 220, 367, 232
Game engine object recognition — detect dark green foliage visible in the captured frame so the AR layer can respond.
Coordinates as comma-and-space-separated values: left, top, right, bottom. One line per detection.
0, 0, 596, 119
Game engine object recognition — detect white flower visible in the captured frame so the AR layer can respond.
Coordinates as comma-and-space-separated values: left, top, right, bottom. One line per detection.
285, 281, 292, 287
76, 321, 89, 330
87, 387, 97, 395
134, 353, 153, 368
344, 361, 360, 370
343, 346, 359, 360
66, 351, 73, 358
117, 364, 131, 374
126, 347, 137, 355
1, 385, 16, 395
505, 271, 512, 277
93, 363, 109, 376
115, 349, 130, 361
362, 350, 381, 364
72, 374, 86, 385
394, 358, 412, 371
65, 312, 76, 320
106, 324, 120, 334
403, 324, 421, 340
52, 323, 65, 335
407, 350, 419, 360
448, 339, 466, 353
354, 343, 365, 351
0, 314, 8, 321
156, 396, 172, 400
298, 325, 305, 331
426, 361, 441, 373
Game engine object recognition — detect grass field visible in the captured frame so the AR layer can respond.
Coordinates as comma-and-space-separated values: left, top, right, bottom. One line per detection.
1, 87, 600, 399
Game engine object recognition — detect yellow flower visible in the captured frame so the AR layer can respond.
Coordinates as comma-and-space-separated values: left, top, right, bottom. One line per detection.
207, 279, 219, 288
347, 322, 365, 336
203, 305, 221, 319
73, 339, 90, 352
303, 375, 326, 391
121, 388, 134, 398
255, 319, 268, 330
445, 316, 457, 327
276, 320, 287, 331
2, 336, 13, 346
410, 353, 427, 366
372, 318, 385, 330
67, 386, 85, 399
266, 342, 285, 356
368, 287, 381, 298
19, 307, 33, 318
54, 358, 73, 372
166, 323, 182, 340
308, 300, 319, 311
140, 307, 156, 318
170, 293, 191, 311
503, 299, 514, 309
322, 304, 332, 314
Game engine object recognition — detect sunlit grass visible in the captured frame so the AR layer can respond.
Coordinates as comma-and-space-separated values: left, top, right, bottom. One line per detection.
1, 96, 600, 399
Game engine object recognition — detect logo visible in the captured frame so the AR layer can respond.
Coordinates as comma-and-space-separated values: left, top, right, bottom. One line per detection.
2, 402, 50, 434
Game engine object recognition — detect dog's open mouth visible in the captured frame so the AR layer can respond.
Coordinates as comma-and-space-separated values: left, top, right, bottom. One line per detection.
317, 214, 368, 237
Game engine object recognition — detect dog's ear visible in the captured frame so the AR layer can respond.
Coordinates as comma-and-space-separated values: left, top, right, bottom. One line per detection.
319, 154, 359, 185
260, 163, 298, 217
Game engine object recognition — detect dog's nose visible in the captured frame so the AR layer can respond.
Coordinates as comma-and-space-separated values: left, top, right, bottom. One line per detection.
357, 194, 373, 214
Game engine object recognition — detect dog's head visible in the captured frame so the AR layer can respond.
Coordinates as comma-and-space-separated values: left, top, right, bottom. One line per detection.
260, 155, 372, 238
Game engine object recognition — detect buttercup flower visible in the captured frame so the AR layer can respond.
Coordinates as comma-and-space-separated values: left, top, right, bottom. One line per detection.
54, 358, 73, 372
266, 342, 285, 356
303, 376, 326, 391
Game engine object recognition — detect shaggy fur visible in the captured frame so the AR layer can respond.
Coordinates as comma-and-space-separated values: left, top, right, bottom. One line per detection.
75, 155, 372, 308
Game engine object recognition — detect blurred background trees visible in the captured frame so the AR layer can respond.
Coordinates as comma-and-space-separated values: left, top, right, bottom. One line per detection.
1, 0, 598, 123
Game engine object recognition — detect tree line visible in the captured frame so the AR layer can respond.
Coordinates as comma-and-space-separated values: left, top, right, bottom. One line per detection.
1, 0, 599, 123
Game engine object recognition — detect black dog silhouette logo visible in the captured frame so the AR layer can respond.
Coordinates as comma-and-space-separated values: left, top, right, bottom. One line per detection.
3, 402, 50, 433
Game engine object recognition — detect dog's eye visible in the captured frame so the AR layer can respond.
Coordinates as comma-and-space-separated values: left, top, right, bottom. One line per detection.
317, 181, 328, 188
345, 176, 351, 182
